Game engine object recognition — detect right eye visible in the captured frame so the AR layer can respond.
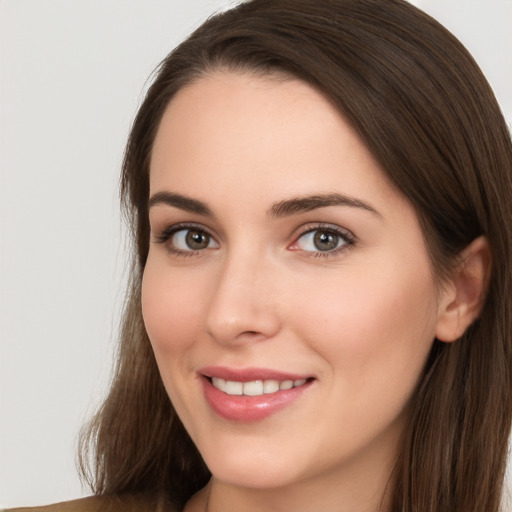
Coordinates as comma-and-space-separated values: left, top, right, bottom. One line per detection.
173, 228, 215, 251
156, 225, 219, 255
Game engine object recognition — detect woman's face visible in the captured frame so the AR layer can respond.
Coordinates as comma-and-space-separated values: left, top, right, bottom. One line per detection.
142, 72, 448, 493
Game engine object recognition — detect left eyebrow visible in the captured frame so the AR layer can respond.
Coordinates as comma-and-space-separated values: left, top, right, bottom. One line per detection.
268, 193, 381, 218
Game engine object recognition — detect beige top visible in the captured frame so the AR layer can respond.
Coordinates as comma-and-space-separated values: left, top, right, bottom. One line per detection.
3, 495, 177, 512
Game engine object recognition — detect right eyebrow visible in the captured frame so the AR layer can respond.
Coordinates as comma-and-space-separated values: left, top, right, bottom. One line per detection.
147, 191, 213, 217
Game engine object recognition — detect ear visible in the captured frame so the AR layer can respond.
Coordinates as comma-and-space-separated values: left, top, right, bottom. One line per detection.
435, 236, 492, 343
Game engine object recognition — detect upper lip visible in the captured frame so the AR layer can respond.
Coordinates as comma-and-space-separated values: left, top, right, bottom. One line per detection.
199, 366, 313, 382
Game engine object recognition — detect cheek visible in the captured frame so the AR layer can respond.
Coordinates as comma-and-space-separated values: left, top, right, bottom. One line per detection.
141, 261, 204, 361
294, 258, 438, 392
290, 264, 439, 459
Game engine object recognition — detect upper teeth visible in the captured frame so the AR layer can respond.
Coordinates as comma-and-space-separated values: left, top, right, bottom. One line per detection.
211, 377, 307, 396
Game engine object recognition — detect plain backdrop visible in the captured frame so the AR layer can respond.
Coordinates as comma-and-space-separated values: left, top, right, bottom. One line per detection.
1, 0, 511, 507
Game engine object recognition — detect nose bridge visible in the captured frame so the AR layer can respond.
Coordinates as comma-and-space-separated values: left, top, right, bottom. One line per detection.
205, 244, 280, 345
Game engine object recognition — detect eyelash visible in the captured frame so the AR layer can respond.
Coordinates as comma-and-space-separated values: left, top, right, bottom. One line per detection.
291, 223, 355, 259
153, 222, 356, 258
154, 223, 215, 257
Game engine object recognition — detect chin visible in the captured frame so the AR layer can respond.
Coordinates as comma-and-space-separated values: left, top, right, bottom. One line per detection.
209, 461, 301, 490
199, 442, 307, 490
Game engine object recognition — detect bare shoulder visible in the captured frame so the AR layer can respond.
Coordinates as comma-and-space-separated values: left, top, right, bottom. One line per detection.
2, 495, 178, 512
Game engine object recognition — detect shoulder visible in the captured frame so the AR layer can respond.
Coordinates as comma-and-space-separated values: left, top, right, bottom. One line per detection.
2, 495, 178, 512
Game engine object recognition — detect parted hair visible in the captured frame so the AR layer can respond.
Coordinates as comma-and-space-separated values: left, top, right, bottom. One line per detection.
78, 1, 512, 511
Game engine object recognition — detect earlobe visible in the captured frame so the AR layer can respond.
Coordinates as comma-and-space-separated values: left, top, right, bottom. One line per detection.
435, 236, 492, 343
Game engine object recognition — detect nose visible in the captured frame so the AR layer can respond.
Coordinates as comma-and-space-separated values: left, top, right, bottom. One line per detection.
205, 251, 281, 346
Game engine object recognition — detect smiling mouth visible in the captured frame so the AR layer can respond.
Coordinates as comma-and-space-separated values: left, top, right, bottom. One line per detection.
201, 370, 315, 421
208, 377, 313, 396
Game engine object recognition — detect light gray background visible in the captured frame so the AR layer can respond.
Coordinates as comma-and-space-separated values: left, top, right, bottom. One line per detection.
1, 0, 511, 507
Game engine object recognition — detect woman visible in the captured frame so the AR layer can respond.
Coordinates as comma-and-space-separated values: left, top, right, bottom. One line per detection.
11, 0, 512, 511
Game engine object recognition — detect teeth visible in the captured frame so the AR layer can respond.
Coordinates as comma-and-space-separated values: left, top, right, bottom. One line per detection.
243, 380, 263, 396
280, 380, 293, 390
211, 377, 226, 392
263, 380, 280, 394
225, 380, 243, 395
211, 377, 308, 396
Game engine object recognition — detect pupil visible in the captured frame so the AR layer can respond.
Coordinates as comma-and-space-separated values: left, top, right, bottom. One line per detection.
314, 231, 338, 251
186, 230, 209, 249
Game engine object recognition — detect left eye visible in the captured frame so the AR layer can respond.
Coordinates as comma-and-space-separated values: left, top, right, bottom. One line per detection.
294, 229, 349, 253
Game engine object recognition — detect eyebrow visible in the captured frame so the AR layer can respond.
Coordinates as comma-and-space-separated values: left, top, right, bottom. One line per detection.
269, 193, 381, 218
147, 191, 380, 218
148, 191, 213, 216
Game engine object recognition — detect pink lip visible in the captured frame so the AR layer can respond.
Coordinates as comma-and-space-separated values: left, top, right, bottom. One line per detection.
199, 366, 314, 422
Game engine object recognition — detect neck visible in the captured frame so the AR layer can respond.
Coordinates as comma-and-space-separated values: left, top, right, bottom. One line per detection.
207, 473, 392, 512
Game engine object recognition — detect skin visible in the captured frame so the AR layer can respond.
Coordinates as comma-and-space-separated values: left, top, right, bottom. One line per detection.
142, 72, 484, 512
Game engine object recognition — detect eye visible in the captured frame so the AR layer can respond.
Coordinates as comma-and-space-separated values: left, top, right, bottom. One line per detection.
173, 228, 215, 251
290, 225, 354, 255
155, 225, 219, 255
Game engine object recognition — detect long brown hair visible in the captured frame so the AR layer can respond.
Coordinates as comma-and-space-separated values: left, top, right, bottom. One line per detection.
79, 1, 512, 510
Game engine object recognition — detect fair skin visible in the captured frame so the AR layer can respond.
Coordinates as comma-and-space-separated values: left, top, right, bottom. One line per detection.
142, 72, 488, 512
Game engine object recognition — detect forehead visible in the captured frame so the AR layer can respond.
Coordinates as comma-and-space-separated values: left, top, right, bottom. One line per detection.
149, 71, 399, 211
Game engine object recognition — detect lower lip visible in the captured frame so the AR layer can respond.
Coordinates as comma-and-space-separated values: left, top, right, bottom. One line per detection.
201, 377, 313, 422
